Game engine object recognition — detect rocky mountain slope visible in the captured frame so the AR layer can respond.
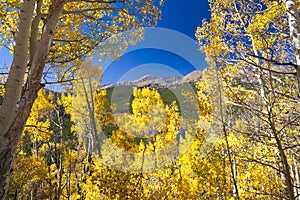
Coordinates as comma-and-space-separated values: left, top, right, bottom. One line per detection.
101, 70, 202, 89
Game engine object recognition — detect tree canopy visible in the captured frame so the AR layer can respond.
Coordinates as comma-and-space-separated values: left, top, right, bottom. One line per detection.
0, 0, 162, 198
1, 0, 300, 199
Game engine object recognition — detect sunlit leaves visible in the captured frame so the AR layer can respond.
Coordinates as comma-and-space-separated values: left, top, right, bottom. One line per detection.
197, 1, 300, 198
112, 87, 180, 154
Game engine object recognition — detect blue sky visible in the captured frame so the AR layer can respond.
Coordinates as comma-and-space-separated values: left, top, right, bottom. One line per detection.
158, 1, 210, 39
101, 0, 210, 84
0, 1, 210, 85
0, 48, 12, 71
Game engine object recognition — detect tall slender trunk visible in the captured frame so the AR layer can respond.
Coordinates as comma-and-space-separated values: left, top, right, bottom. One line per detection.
223, 124, 240, 200
284, 0, 300, 94
0, 0, 35, 138
0, 1, 36, 198
292, 157, 300, 200
248, 11, 295, 198
273, 133, 295, 200
0, 1, 65, 199
80, 74, 103, 156
284, 1, 300, 194
55, 105, 64, 200
215, 65, 240, 200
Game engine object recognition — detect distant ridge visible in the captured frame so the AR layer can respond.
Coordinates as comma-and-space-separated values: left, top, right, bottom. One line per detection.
101, 70, 202, 89
179, 70, 202, 84
136, 75, 161, 82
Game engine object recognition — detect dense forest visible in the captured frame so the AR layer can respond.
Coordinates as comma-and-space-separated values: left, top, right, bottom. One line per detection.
1, 0, 300, 199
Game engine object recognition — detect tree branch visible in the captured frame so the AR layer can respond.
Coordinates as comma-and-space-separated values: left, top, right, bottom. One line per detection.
246, 53, 298, 69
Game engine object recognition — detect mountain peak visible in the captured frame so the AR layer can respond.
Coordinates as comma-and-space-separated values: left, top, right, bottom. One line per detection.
101, 70, 202, 89
179, 70, 202, 84
135, 74, 161, 83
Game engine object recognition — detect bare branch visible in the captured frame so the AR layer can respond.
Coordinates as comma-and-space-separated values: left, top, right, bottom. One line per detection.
42, 78, 77, 85
246, 53, 298, 69
240, 57, 297, 75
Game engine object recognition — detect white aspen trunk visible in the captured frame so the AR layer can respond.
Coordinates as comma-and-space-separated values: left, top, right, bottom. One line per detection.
284, 0, 300, 93
0, 1, 66, 199
284, 1, 300, 199
249, 13, 295, 200
234, 2, 296, 198
80, 73, 103, 156
232, 157, 237, 200
293, 158, 300, 200
57, 107, 64, 200
29, 0, 42, 64
0, 0, 36, 138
